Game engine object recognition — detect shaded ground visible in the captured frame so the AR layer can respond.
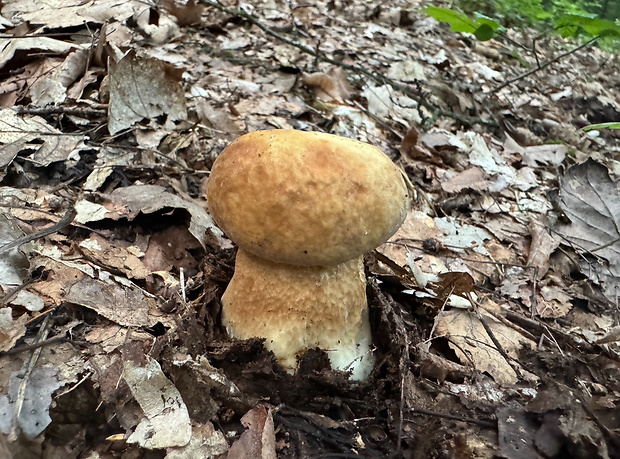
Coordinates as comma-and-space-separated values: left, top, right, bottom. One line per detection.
0, 0, 619, 458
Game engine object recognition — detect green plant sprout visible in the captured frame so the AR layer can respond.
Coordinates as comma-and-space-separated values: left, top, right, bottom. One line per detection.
582, 122, 620, 131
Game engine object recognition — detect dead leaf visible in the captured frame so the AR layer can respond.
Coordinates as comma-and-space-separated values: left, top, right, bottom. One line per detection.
527, 218, 560, 280
303, 67, 353, 103
433, 271, 476, 299
165, 422, 228, 458
30, 50, 88, 106
0, 36, 78, 69
123, 356, 192, 449
75, 184, 224, 249
161, 0, 204, 27
554, 159, 620, 303
0, 308, 26, 352
0, 108, 86, 167
441, 166, 492, 193
227, 405, 276, 459
537, 284, 572, 318
78, 233, 151, 280
108, 50, 187, 134
2, 0, 143, 29
64, 277, 165, 327
434, 307, 536, 385
0, 366, 63, 439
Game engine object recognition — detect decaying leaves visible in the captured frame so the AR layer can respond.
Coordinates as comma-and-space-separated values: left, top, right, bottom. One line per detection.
1, 0, 620, 456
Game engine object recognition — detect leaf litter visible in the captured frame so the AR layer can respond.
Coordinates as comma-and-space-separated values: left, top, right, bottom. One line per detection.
0, 0, 619, 457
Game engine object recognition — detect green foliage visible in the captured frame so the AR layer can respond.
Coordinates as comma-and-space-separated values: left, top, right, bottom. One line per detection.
428, 1, 620, 50
458, 0, 552, 27
458, 0, 617, 26
424, 6, 503, 40
556, 13, 620, 37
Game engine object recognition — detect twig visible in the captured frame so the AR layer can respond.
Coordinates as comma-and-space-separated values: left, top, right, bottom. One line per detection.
0, 335, 66, 357
487, 36, 599, 95
0, 277, 35, 306
180, 267, 187, 304
275, 409, 381, 456
549, 227, 616, 283
590, 235, 620, 253
55, 370, 93, 399
503, 310, 599, 355
530, 267, 538, 319
15, 105, 107, 118
478, 313, 523, 379
0, 207, 77, 255
477, 303, 537, 342
468, 293, 523, 380
406, 407, 496, 428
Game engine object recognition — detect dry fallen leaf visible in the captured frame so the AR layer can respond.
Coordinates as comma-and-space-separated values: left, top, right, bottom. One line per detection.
303, 67, 354, 103
227, 405, 277, 459
108, 50, 187, 134
554, 159, 620, 303
123, 356, 192, 449
75, 184, 224, 249
0, 108, 87, 167
2, 0, 144, 29
434, 306, 536, 385
0, 367, 63, 439
526, 217, 560, 280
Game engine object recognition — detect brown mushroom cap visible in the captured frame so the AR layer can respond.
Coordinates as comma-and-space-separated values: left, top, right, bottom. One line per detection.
207, 130, 410, 266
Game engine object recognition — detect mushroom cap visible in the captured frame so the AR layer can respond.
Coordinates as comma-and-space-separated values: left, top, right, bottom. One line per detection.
207, 130, 410, 266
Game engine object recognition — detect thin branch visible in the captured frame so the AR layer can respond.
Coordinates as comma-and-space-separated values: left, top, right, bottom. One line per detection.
0, 207, 77, 256
487, 36, 599, 95
0, 335, 67, 357
406, 407, 496, 428
15, 105, 107, 118
469, 293, 523, 380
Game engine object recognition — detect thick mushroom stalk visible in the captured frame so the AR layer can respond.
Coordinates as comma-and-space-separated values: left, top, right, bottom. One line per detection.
207, 130, 410, 380
223, 250, 372, 380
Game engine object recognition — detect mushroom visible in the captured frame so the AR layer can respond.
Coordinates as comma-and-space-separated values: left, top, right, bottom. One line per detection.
207, 130, 410, 380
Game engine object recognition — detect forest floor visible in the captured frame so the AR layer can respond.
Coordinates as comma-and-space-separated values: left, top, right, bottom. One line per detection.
0, 0, 619, 458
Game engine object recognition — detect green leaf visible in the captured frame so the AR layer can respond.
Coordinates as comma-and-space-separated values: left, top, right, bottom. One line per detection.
475, 24, 496, 41
424, 6, 480, 34
473, 13, 502, 31
582, 122, 620, 132
556, 14, 620, 38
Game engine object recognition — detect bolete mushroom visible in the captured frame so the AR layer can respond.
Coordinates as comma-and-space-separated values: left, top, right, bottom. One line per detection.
207, 130, 410, 380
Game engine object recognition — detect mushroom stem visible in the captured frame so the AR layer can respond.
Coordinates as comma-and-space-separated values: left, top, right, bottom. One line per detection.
222, 249, 374, 381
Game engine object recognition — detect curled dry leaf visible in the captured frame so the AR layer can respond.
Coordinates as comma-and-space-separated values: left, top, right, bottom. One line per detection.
302, 67, 354, 103
227, 405, 276, 459
526, 217, 560, 280
123, 356, 192, 449
75, 184, 224, 249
